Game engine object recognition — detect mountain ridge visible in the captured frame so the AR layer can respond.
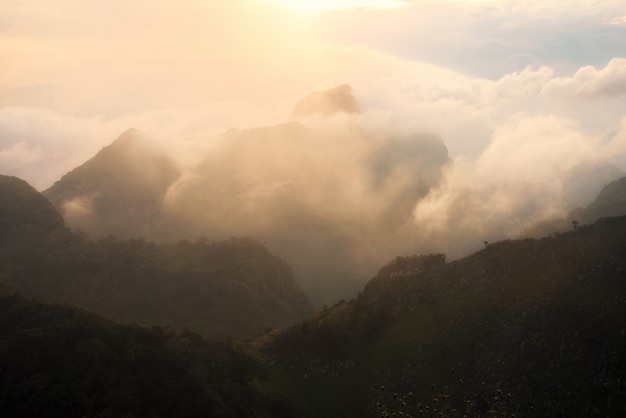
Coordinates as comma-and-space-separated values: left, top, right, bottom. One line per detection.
523, 176, 626, 237
1, 174, 313, 340
43, 128, 181, 239
257, 215, 626, 417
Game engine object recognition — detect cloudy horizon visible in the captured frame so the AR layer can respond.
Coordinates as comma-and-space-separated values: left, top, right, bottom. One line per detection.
1, 0, 626, 302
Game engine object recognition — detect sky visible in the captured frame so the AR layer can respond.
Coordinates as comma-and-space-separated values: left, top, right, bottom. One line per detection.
1, 0, 626, 273
1, 0, 625, 186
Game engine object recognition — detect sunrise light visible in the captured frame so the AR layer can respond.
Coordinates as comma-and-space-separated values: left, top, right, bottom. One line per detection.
257, 0, 411, 12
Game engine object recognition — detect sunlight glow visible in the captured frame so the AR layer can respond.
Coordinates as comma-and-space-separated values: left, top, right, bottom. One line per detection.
258, 0, 411, 12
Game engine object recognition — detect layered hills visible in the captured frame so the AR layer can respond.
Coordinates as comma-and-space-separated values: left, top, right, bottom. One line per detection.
523, 176, 626, 238
42, 86, 452, 305
40, 86, 625, 307
0, 286, 288, 418
1, 173, 625, 416
257, 216, 626, 417
1, 175, 312, 340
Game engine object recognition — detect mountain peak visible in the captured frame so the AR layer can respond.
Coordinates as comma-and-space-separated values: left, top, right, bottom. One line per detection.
292, 84, 361, 118
43, 129, 181, 239
106, 128, 141, 152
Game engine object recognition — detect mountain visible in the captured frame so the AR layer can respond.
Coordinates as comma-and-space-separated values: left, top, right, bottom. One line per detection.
1, 175, 313, 340
256, 215, 626, 417
0, 175, 65, 242
291, 84, 360, 118
0, 287, 291, 418
3, 174, 625, 416
43, 128, 181, 239
523, 176, 626, 237
559, 159, 624, 209
577, 175, 626, 221
164, 121, 450, 305
42, 89, 452, 306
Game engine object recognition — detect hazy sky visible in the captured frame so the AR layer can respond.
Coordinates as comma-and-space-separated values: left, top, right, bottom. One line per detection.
1, 0, 625, 187
1, 0, 626, 223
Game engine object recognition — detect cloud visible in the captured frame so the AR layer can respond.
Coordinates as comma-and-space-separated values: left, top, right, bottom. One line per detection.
608, 15, 626, 25
541, 58, 626, 99
413, 113, 622, 257
311, 0, 626, 78
97, 104, 444, 304
0, 0, 327, 117
61, 193, 97, 226
0, 107, 115, 190
2, 0, 626, 305
0, 100, 294, 190
601, 116, 626, 169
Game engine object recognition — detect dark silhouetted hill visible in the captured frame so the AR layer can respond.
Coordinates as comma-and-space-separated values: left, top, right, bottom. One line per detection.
0, 175, 65, 242
259, 216, 626, 417
1, 175, 312, 340
3, 174, 626, 416
0, 287, 293, 418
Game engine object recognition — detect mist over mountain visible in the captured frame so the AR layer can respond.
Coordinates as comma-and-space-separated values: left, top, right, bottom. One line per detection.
1, 175, 312, 339
43, 128, 181, 238
42, 86, 451, 305
523, 175, 626, 238
258, 215, 626, 417
3, 2, 626, 416
3, 179, 625, 416
41, 85, 626, 306
291, 84, 360, 118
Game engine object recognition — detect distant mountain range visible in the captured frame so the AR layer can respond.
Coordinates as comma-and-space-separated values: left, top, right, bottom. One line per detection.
3, 84, 626, 417
2, 189, 624, 415
42, 86, 452, 306
522, 176, 626, 238
39, 86, 626, 307
1, 174, 312, 340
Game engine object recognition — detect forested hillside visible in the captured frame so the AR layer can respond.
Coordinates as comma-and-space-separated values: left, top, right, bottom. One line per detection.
0, 286, 292, 418
0, 175, 312, 340
259, 216, 626, 417
2, 174, 626, 417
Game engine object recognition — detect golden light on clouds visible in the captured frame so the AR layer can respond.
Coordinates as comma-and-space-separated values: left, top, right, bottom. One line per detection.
258, 0, 410, 12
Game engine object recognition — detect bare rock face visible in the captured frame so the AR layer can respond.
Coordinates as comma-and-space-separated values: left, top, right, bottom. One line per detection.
292, 84, 360, 118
